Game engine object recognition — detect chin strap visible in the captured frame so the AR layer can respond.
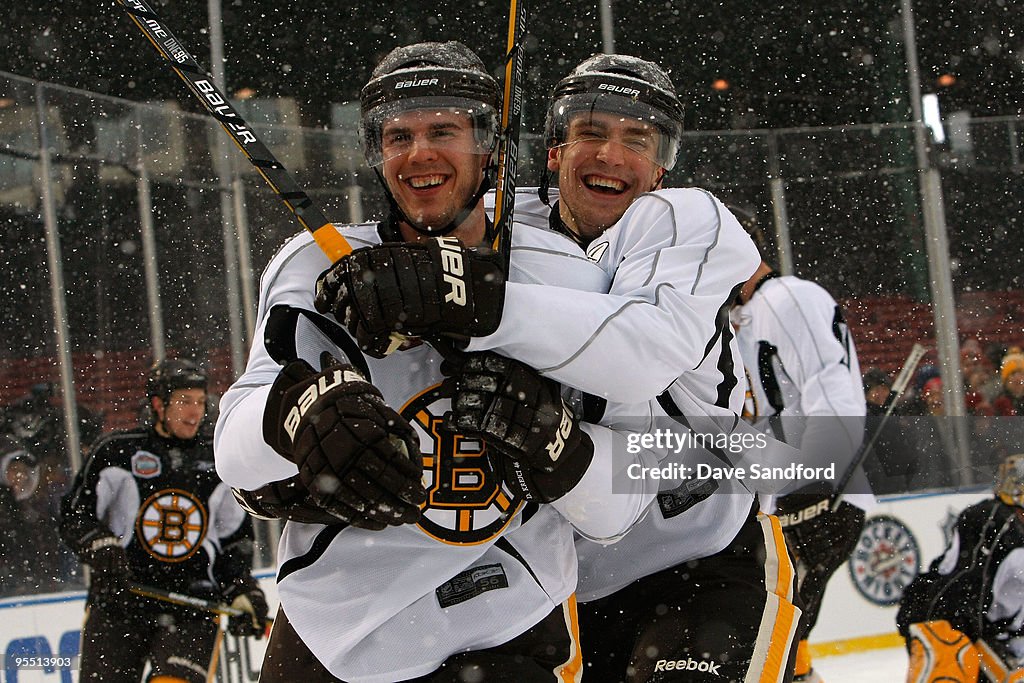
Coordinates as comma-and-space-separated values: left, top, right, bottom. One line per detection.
538, 169, 552, 207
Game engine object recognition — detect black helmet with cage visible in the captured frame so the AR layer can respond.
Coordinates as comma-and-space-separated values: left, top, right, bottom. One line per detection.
146, 358, 208, 404
996, 454, 1024, 507
359, 41, 501, 236
544, 53, 685, 172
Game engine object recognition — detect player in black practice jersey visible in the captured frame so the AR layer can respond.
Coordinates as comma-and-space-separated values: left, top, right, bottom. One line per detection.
898, 454, 1024, 683
61, 358, 267, 683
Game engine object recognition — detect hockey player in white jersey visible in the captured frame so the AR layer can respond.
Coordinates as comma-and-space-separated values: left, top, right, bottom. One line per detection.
328, 52, 802, 682
731, 207, 871, 683
533, 57, 800, 683
215, 42, 659, 683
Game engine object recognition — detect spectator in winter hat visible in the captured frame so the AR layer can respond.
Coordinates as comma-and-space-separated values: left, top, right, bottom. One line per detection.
995, 348, 1024, 416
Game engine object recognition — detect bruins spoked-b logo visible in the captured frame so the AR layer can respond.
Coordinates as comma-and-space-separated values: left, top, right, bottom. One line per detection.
849, 515, 920, 606
136, 488, 208, 562
401, 385, 524, 545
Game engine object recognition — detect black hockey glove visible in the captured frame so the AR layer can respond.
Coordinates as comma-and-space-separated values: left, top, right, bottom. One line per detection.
223, 580, 270, 639
232, 477, 347, 526
262, 353, 426, 530
79, 531, 132, 594
774, 485, 865, 571
443, 352, 594, 503
314, 237, 506, 358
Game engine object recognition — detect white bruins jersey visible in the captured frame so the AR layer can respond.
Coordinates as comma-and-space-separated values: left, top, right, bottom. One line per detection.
215, 219, 654, 682
733, 274, 874, 508
487, 188, 764, 602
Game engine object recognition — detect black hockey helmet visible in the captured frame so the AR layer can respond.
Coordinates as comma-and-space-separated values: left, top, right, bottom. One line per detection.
146, 358, 208, 403
544, 54, 685, 170
360, 41, 500, 168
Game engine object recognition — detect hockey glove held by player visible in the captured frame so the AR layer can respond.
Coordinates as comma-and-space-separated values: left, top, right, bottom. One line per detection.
262, 353, 426, 530
232, 476, 350, 526
78, 530, 132, 593
223, 579, 270, 639
443, 352, 594, 503
313, 237, 506, 358
774, 484, 864, 570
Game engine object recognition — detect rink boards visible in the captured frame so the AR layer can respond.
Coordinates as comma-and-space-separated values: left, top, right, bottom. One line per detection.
0, 574, 277, 683
0, 490, 988, 680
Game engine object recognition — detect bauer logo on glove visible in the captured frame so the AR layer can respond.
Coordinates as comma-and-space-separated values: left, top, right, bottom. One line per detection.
437, 236, 468, 306
262, 352, 427, 530
545, 400, 575, 464
283, 366, 371, 442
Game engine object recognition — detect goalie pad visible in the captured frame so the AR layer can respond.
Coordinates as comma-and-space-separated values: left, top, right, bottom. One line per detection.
906, 620, 980, 683
977, 639, 1024, 683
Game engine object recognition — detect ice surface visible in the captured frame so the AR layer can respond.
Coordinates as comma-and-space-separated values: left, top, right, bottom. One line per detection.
814, 646, 908, 682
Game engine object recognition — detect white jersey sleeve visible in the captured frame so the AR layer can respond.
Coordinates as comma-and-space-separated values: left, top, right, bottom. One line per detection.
468, 188, 761, 404
214, 229, 379, 490
553, 419, 661, 541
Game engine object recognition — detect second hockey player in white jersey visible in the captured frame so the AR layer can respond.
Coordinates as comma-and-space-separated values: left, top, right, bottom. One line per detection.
732, 207, 872, 683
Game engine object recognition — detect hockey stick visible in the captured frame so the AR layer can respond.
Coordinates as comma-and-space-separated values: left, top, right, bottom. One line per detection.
115, 0, 419, 353
830, 342, 927, 511
130, 583, 274, 626
115, 0, 350, 261
490, 0, 528, 265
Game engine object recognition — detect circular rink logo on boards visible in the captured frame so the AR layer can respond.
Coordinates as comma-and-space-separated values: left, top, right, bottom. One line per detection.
848, 515, 920, 606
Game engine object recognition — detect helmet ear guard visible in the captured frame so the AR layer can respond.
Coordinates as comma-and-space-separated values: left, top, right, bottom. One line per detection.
996, 454, 1024, 507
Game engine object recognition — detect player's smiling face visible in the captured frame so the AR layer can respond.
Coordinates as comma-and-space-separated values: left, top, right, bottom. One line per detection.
154, 388, 207, 440
380, 109, 488, 239
548, 111, 665, 241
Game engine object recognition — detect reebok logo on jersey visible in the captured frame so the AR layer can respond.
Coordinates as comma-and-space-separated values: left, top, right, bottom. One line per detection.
776, 499, 830, 528
395, 77, 439, 89
544, 399, 574, 463
598, 82, 641, 97
653, 657, 721, 675
284, 369, 365, 441
435, 237, 468, 306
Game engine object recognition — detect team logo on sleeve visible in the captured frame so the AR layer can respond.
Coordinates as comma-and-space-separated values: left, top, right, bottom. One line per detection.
401, 385, 524, 545
135, 488, 208, 562
848, 515, 920, 606
586, 241, 609, 262
131, 451, 162, 479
